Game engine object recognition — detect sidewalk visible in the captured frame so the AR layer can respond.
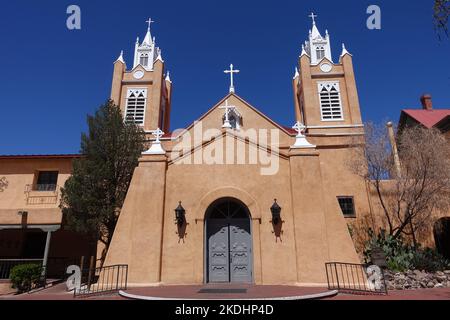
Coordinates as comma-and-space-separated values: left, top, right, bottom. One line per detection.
1, 283, 450, 300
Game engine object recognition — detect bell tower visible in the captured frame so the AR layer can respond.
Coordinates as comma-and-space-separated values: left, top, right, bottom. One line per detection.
110, 19, 172, 133
293, 13, 363, 134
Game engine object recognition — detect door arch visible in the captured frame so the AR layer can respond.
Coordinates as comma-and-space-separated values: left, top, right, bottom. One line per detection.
204, 198, 253, 284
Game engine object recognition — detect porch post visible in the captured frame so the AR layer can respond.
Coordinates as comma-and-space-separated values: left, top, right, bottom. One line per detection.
42, 231, 52, 276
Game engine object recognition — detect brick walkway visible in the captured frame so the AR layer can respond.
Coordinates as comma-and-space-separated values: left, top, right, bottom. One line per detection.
120, 284, 336, 300
1, 283, 450, 300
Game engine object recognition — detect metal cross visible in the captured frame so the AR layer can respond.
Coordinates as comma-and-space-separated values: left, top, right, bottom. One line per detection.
150, 128, 164, 143
219, 100, 235, 128
224, 64, 240, 93
146, 18, 156, 30
309, 12, 317, 24
293, 121, 306, 136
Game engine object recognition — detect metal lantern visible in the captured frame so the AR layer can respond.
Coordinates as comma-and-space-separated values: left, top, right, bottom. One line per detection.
270, 199, 282, 225
175, 201, 186, 226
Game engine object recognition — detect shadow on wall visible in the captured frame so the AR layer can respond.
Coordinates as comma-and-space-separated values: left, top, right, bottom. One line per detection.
0, 177, 8, 192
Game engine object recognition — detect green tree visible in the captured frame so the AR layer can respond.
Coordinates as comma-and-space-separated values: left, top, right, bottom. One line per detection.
434, 0, 450, 39
60, 100, 146, 263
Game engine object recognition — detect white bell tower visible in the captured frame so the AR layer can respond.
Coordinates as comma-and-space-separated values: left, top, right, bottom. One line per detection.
304, 13, 332, 65
133, 18, 159, 70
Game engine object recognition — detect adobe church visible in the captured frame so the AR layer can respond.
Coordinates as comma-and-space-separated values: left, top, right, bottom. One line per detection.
104, 15, 371, 286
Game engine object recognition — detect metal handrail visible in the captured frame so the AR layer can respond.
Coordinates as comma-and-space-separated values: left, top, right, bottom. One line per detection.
73, 264, 128, 298
325, 262, 388, 295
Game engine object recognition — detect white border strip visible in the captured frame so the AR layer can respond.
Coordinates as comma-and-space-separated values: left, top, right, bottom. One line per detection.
118, 290, 338, 301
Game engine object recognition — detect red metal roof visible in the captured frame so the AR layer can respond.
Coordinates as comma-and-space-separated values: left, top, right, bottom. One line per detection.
401, 109, 450, 129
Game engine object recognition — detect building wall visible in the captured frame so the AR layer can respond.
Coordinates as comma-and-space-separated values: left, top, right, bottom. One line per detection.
0, 157, 75, 225
0, 156, 93, 262
104, 110, 364, 286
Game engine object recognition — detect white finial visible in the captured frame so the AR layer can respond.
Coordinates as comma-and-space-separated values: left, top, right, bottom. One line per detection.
156, 49, 164, 62
341, 43, 351, 57
143, 128, 166, 155
165, 71, 172, 83
300, 44, 308, 57
115, 50, 125, 64
293, 67, 299, 79
224, 64, 240, 94
136, 37, 140, 44
219, 100, 236, 129
309, 12, 318, 25
291, 121, 315, 149
146, 18, 156, 31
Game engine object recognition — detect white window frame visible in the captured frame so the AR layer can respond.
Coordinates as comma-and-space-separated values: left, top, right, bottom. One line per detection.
140, 54, 149, 67
316, 46, 325, 61
125, 88, 147, 126
317, 81, 344, 122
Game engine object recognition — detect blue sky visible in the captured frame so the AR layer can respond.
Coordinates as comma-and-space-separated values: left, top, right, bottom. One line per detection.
0, 0, 449, 155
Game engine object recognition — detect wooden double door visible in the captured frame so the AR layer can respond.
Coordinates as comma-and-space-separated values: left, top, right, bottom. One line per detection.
206, 199, 253, 283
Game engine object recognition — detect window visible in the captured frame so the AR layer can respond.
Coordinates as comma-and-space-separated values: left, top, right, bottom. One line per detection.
140, 54, 149, 66
316, 46, 325, 60
125, 89, 147, 125
338, 197, 356, 217
318, 82, 344, 121
36, 171, 58, 191
222, 108, 242, 130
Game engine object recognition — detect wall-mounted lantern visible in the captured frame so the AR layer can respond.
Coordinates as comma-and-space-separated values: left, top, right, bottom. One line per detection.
270, 199, 282, 225
174, 201, 186, 226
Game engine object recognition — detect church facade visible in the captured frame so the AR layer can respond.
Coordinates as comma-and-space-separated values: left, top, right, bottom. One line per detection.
104, 17, 371, 286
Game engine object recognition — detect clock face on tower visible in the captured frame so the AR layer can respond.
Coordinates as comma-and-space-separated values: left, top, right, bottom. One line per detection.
133, 70, 145, 80
320, 63, 332, 73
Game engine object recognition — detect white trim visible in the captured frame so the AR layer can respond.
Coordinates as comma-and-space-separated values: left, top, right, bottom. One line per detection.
307, 124, 364, 129
0, 224, 60, 232
308, 132, 365, 137
118, 290, 338, 301
125, 88, 148, 126
317, 81, 344, 122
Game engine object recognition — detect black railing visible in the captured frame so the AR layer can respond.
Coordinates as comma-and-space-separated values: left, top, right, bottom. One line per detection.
73, 264, 128, 298
0, 259, 43, 280
325, 262, 388, 295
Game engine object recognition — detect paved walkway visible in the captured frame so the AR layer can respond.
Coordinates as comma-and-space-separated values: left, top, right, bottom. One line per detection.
1, 283, 450, 300
120, 285, 336, 300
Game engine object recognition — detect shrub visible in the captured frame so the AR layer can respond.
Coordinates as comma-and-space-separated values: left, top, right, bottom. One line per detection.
10, 264, 43, 293
363, 229, 450, 272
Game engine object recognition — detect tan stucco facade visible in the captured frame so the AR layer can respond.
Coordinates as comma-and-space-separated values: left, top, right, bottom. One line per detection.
102, 38, 378, 286
0, 156, 75, 226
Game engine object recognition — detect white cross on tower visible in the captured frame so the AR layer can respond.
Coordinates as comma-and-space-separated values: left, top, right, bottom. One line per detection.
146, 18, 156, 30
293, 121, 306, 137
224, 64, 240, 93
309, 12, 317, 25
143, 128, 166, 155
219, 100, 236, 129
151, 128, 165, 143
291, 121, 315, 149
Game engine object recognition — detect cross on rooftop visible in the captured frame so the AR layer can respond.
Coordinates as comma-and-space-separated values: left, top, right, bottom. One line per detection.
224, 64, 240, 93
146, 18, 156, 30
309, 12, 317, 25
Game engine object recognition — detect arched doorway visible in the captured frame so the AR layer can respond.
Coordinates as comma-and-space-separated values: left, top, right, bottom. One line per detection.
205, 198, 253, 284
434, 218, 450, 260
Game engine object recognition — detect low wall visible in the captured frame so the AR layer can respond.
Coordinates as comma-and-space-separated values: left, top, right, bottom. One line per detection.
0, 280, 15, 296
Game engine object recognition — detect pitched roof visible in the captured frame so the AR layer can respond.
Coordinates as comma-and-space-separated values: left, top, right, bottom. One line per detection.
401, 109, 450, 129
